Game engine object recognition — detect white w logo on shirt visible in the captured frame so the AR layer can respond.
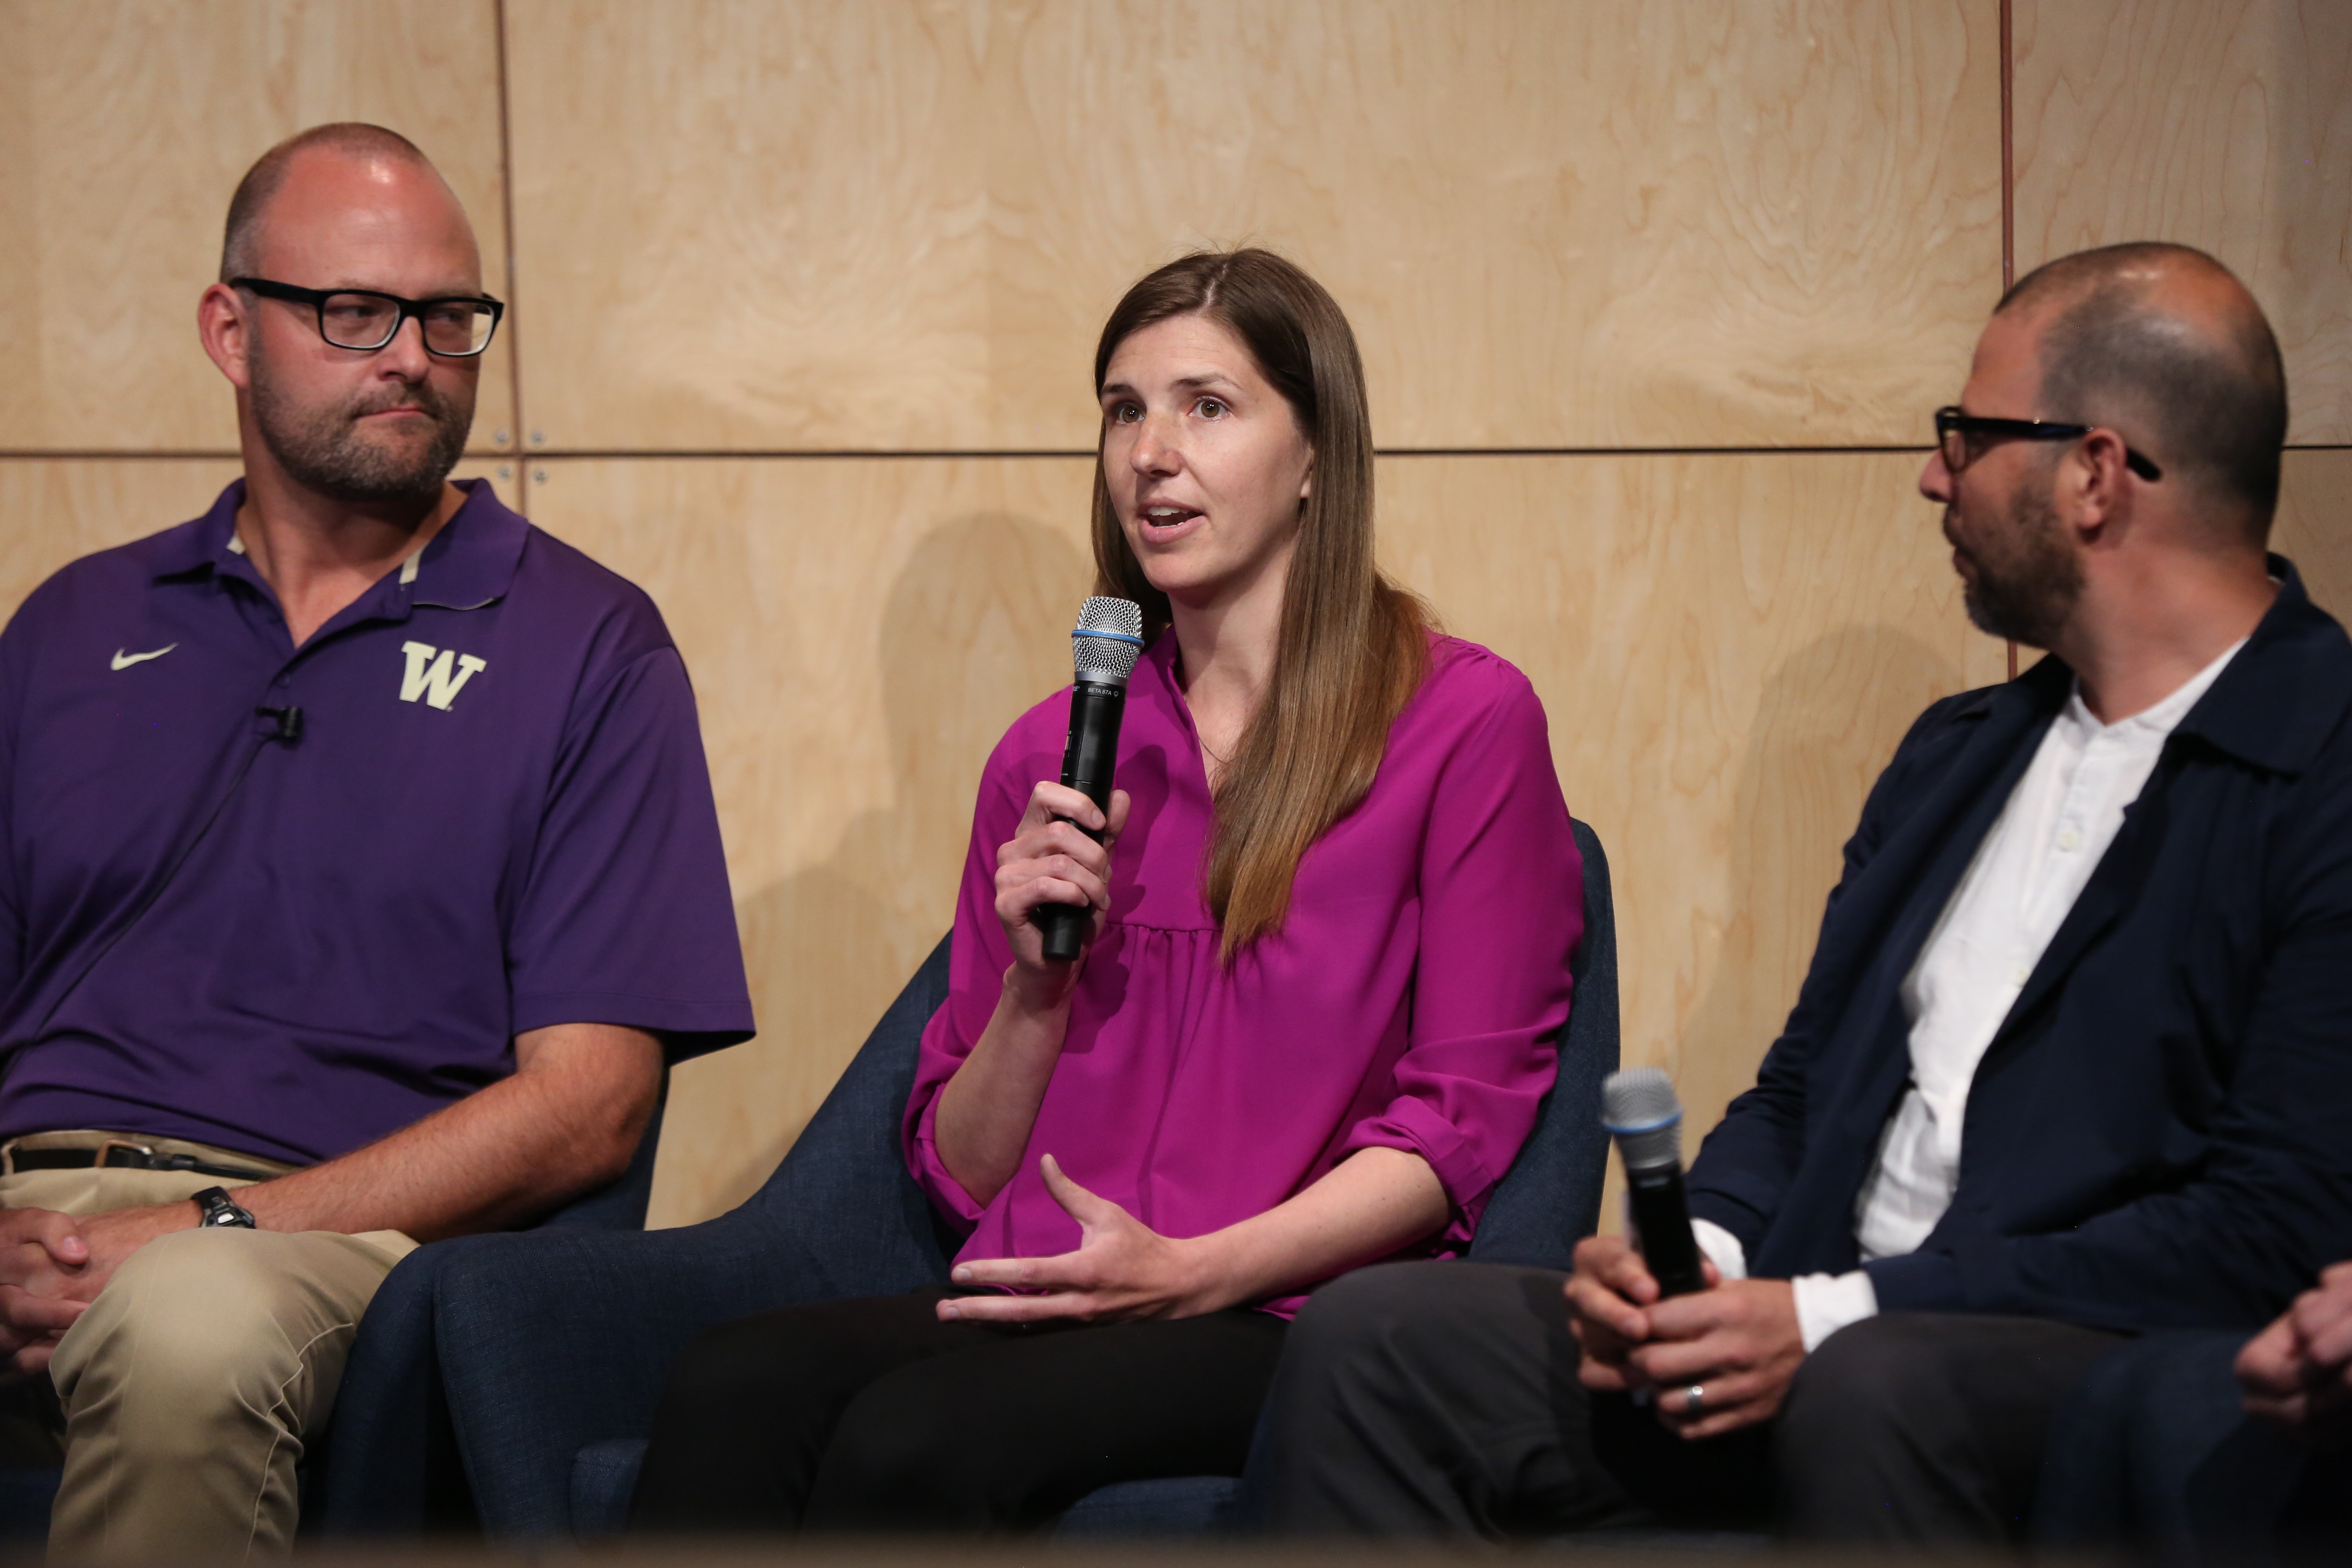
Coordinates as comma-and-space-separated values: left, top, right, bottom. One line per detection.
399, 640, 488, 710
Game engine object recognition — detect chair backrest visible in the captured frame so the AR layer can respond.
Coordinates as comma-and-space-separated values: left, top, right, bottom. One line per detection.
764, 818, 1617, 1289
297, 1074, 674, 1539
1464, 817, 1619, 1267
746, 937, 959, 1298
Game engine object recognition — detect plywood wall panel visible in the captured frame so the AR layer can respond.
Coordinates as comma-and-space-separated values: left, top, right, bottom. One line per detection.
522, 456, 1099, 1224
0, 461, 244, 616
506, 0, 2001, 454
2276, 449, 2352, 619
2012, 0, 2352, 443
0, 0, 517, 455
1378, 452, 1982, 1146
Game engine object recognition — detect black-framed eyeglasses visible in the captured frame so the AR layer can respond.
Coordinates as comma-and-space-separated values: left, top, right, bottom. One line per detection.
230, 277, 504, 357
1933, 405, 2162, 482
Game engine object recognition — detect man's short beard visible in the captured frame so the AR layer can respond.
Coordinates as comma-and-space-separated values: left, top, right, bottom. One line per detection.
248, 342, 472, 506
1956, 477, 2084, 650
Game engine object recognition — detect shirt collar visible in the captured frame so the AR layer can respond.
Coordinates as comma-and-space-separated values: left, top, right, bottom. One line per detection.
2059, 633, 2247, 743
2168, 555, 2352, 777
404, 479, 528, 610
151, 477, 528, 614
147, 482, 245, 580
1906, 555, 2352, 782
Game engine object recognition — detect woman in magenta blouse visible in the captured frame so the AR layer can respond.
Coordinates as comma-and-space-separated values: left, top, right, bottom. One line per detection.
630, 249, 1584, 1533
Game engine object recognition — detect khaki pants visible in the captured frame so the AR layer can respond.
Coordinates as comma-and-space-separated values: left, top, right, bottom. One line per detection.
0, 1133, 415, 1560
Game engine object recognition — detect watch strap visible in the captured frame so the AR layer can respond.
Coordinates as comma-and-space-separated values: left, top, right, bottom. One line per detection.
191, 1186, 257, 1229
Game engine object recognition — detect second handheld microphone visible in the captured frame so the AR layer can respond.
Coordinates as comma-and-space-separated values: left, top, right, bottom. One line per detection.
1037, 596, 1145, 962
1601, 1067, 1708, 1298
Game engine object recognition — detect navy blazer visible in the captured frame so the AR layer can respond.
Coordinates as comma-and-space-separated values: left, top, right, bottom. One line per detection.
1687, 557, 2352, 1334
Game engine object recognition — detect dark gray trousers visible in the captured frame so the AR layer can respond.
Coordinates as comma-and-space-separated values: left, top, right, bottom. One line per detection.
1252, 1261, 2126, 1541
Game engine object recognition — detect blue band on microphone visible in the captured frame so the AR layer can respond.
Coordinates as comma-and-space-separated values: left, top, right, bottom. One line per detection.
1600, 1111, 1683, 1136
1071, 627, 1147, 648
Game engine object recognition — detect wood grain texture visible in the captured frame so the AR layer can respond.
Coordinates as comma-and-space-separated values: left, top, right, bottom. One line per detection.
0, 461, 243, 615
0, 0, 517, 454
1379, 453, 1982, 1153
505, 0, 2001, 453
2012, 0, 2352, 443
521, 457, 1099, 1224
2276, 448, 2352, 617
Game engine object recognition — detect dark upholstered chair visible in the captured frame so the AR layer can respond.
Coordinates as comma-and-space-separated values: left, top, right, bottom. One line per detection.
318, 820, 1617, 1541
301, 1087, 672, 1536
2030, 1329, 2352, 1560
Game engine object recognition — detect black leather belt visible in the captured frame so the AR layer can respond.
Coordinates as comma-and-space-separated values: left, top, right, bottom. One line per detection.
7, 1144, 275, 1181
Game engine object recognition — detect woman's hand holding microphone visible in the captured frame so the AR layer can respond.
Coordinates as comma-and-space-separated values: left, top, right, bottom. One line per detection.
993, 780, 1131, 1002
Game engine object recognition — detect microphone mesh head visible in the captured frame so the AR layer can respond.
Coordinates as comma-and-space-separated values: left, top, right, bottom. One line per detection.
1601, 1066, 1684, 1170
1071, 597, 1145, 684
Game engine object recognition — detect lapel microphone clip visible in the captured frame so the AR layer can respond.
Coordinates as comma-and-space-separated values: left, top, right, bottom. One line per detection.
254, 705, 305, 744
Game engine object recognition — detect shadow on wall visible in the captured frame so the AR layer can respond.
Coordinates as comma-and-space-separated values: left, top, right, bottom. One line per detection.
693, 511, 1092, 1219
1670, 624, 1962, 1137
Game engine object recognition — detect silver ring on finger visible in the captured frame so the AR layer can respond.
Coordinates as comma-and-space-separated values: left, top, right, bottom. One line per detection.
1684, 1383, 1705, 1417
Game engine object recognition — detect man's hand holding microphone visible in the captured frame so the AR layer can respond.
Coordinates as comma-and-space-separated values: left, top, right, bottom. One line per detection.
1568, 1069, 1804, 1440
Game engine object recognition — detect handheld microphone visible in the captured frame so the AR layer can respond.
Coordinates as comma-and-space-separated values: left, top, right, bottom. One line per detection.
1037, 597, 1145, 962
1601, 1067, 1708, 1297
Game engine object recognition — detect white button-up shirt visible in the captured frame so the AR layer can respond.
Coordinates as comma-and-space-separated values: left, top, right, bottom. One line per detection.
1691, 638, 2246, 1348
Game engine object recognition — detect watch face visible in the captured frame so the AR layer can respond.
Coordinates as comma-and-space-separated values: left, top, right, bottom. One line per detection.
195, 1188, 254, 1227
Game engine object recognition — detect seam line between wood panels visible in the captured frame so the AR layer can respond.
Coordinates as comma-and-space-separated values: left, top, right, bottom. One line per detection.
494, 0, 528, 517
6, 444, 2347, 465
0, 451, 545, 461
0, 451, 246, 461
508, 445, 1948, 461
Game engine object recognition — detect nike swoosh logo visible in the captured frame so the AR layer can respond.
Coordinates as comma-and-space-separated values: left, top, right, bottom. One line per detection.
110, 644, 178, 671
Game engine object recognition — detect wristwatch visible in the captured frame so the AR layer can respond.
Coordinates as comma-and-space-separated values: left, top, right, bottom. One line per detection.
191, 1186, 257, 1229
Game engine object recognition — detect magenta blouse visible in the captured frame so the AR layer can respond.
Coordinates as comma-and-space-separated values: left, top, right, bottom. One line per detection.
903, 633, 1584, 1314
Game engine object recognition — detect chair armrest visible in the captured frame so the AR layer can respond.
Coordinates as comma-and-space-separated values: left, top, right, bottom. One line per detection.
1471, 818, 1619, 1268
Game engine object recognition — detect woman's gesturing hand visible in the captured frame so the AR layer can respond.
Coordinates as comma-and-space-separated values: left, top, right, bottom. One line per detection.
995, 782, 1131, 992
936, 1154, 1227, 1324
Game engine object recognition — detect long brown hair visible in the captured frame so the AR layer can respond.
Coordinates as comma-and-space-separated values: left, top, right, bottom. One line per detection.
1090, 249, 1430, 961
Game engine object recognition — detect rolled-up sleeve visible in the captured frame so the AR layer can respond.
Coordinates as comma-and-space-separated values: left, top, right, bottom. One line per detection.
1338, 666, 1582, 1245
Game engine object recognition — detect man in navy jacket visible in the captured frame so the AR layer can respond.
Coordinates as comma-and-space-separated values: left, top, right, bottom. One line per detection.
1254, 242, 2352, 1542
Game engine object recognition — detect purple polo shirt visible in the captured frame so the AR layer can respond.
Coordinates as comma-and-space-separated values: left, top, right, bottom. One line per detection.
0, 479, 753, 1166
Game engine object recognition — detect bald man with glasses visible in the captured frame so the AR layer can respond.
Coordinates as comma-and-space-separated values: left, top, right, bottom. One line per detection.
1253, 243, 2352, 1544
0, 124, 751, 1558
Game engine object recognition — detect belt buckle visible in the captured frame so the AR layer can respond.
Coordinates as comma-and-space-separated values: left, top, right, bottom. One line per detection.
95, 1138, 156, 1171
